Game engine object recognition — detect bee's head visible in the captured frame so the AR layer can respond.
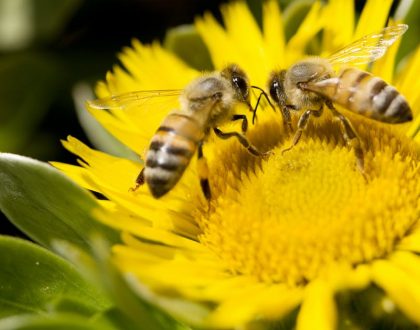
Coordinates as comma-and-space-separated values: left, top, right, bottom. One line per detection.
221, 64, 251, 107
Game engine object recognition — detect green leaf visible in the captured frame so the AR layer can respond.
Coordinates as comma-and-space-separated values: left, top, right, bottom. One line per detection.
336, 286, 419, 329
0, 0, 82, 51
88, 238, 193, 330
0, 54, 60, 153
0, 153, 120, 251
164, 25, 213, 71
48, 297, 103, 318
0, 236, 111, 319
94, 308, 149, 330
0, 314, 118, 330
53, 239, 182, 330
395, 0, 420, 61
32, 0, 83, 45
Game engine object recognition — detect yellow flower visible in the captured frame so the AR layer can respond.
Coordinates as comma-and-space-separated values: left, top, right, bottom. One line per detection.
53, 0, 420, 329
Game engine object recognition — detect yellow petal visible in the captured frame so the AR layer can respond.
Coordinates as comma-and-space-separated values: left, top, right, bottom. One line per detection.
286, 2, 324, 65
371, 20, 404, 84
117, 40, 197, 91
322, 0, 354, 54
263, 0, 286, 69
50, 162, 97, 192
97, 208, 202, 251
87, 105, 151, 155
296, 280, 337, 330
115, 250, 227, 289
222, 2, 269, 85
120, 232, 178, 259
323, 263, 371, 291
397, 230, 420, 253
187, 276, 259, 301
354, 0, 393, 39
61, 136, 142, 192
371, 259, 420, 324
207, 284, 302, 328
197, 2, 270, 87
195, 13, 236, 70
390, 251, 420, 279
397, 46, 420, 118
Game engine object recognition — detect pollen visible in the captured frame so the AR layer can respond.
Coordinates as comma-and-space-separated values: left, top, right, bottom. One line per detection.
197, 114, 420, 287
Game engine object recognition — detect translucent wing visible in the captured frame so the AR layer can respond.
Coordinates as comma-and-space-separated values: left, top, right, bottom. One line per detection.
327, 24, 408, 66
87, 89, 184, 156
88, 89, 183, 110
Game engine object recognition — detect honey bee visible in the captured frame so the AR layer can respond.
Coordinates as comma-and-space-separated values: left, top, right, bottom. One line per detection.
267, 24, 412, 173
89, 64, 271, 200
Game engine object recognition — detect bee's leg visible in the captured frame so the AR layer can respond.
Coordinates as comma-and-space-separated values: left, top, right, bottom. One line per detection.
129, 168, 145, 192
213, 127, 269, 157
280, 105, 293, 134
232, 114, 248, 133
282, 105, 323, 154
326, 101, 365, 177
197, 141, 211, 200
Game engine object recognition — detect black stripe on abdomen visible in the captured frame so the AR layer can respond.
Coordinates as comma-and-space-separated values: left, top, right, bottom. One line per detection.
371, 84, 399, 114
145, 133, 196, 198
149, 140, 194, 158
369, 79, 412, 122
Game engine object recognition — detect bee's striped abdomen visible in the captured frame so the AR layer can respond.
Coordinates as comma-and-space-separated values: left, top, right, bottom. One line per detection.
144, 112, 204, 198
332, 68, 412, 123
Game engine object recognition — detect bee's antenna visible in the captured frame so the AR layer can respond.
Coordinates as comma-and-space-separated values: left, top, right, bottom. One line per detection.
250, 85, 276, 125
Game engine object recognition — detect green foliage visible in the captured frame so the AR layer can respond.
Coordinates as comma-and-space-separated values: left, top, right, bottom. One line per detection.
336, 286, 420, 330
0, 314, 118, 330
0, 236, 110, 319
32, 0, 83, 46
396, 0, 420, 61
0, 153, 120, 251
0, 55, 61, 154
86, 238, 193, 330
0, 0, 83, 51
53, 238, 192, 330
164, 25, 213, 71
0, 151, 189, 329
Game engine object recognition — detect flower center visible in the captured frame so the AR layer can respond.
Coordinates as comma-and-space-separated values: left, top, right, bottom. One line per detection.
196, 114, 420, 286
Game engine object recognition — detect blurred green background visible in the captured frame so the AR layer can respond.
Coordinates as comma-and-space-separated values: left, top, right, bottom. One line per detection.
0, 0, 418, 237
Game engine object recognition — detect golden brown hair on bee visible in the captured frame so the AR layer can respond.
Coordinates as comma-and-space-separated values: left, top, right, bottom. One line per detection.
305, 67, 412, 123
144, 112, 204, 198
90, 64, 268, 199
142, 64, 263, 199
266, 24, 413, 177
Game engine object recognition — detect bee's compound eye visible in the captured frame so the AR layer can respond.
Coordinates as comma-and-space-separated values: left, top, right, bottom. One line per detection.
269, 80, 280, 103
232, 75, 249, 98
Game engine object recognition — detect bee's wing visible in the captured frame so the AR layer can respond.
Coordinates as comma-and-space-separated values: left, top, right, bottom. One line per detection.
87, 89, 183, 110
86, 89, 183, 155
327, 24, 408, 66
